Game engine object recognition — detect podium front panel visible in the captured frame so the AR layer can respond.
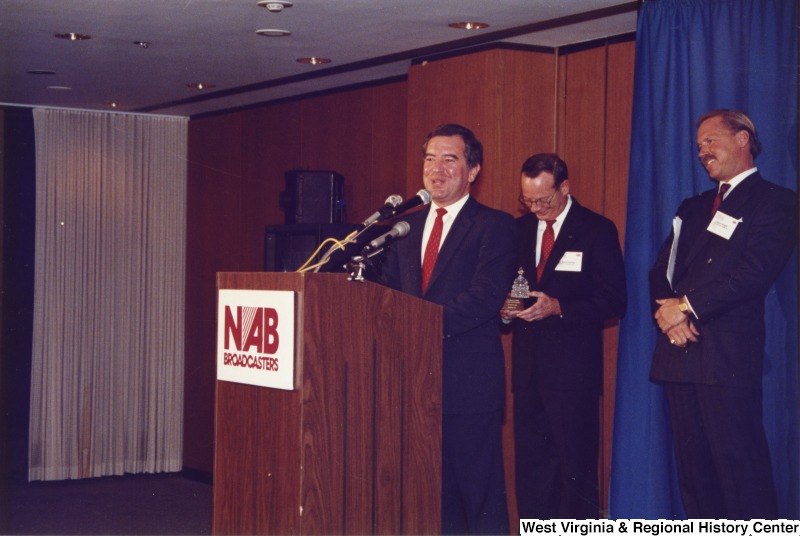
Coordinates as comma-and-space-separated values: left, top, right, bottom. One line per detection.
213, 272, 442, 535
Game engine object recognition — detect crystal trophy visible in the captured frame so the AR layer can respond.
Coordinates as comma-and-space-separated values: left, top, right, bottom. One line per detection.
503, 267, 532, 313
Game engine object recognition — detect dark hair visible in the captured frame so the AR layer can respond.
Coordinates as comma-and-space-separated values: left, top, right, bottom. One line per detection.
520, 153, 569, 187
697, 109, 762, 158
422, 124, 483, 170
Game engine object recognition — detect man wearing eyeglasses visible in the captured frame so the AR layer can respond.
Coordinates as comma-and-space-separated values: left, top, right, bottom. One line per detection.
649, 109, 797, 519
500, 153, 626, 519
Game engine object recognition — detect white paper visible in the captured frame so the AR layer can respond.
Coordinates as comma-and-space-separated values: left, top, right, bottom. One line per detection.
667, 216, 682, 289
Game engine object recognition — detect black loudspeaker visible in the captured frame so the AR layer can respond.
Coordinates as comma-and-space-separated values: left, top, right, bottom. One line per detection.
279, 170, 345, 224
264, 223, 359, 272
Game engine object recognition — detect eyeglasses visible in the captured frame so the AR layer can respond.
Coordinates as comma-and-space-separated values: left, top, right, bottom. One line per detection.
518, 189, 558, 209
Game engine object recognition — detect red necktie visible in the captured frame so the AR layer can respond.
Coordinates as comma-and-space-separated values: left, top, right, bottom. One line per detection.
537, 220, 555, 282
711, 183, 731, 215
422, 208, 447, 292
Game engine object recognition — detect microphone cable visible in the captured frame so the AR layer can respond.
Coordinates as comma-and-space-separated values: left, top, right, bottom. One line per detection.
295, 228, 360, 273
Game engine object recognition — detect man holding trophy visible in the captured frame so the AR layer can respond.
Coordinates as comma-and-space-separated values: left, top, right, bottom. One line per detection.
500, 153, 627, 519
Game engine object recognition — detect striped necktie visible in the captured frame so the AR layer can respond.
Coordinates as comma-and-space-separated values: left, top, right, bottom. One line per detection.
421, 208, 447, 292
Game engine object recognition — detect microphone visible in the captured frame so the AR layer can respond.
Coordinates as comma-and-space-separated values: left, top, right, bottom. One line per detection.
386, 189, 431, 219
362, 194, 403, 227
363, 221, 411, 252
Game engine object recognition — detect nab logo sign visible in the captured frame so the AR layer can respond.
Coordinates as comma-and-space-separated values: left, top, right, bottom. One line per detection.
223, 306, 280, 355
216, 289, 295, 391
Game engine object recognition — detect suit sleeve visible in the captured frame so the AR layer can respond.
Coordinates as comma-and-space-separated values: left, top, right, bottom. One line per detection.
649, 204, 686, 310
373, 217, 414, 293
558, 217, 627, 327
441, 212, 518, 338
374, 241, 401, 292
650, 234, 675, 303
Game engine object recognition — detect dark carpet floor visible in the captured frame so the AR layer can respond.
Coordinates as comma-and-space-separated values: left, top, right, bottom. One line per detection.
0, 472, 212, 535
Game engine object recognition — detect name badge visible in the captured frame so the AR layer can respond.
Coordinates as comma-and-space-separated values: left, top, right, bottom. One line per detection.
707, 211, 742, 240
555, 251, 583, 272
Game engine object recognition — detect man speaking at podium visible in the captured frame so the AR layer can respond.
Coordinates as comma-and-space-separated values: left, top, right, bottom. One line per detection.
376, 124, 517, 534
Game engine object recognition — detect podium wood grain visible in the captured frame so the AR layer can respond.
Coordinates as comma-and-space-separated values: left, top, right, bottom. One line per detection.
213, 272, 442, 535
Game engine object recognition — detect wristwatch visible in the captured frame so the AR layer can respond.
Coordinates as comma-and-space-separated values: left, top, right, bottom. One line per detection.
677, 296, 690, 314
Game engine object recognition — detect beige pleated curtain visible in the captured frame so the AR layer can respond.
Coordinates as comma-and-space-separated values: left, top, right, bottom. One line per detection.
29, 108, 187, 481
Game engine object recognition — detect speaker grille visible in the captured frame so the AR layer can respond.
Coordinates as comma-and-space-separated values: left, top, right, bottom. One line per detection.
279, 170, 345, 224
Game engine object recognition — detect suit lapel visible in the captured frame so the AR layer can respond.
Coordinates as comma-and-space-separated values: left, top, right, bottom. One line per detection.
404, 209, 427, 294
674, 190, 716, 275
423, 197, 477, 294
678, 174, 761, 275
538, 200, 585, 287
716, 173, 760, 218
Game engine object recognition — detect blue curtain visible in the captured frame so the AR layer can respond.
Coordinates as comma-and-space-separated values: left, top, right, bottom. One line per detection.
609, 0, 798, 519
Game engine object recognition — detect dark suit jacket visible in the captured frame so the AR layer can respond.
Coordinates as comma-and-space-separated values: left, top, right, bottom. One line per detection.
510, 198, 627, 394
649, 172, 797, 387
378, 195, 517, 415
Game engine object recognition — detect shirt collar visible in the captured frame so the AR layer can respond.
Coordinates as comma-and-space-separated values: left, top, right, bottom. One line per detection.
430, 193, 470, 220
721, 167, 757, 195
538, 194, 573, 230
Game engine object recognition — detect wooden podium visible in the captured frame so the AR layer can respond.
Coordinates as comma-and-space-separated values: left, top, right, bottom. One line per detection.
213, 272, 442, 535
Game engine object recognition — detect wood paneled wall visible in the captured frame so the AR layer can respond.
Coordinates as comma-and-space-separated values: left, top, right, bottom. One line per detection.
185, 82, 409, 472
406, 49, 556, 214
185, 38, 635, 524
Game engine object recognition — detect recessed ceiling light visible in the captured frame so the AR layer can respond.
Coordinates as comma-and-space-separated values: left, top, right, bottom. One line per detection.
447, 22, 490, 30
257, 0, 293, 12
297, 57, 331, 65
186, 83, 217, 90
28, 70, 57, 75
256, 29, 291, 37
104, 102, 124, 108
54, 32, 92, 41
133, 41, 152, 49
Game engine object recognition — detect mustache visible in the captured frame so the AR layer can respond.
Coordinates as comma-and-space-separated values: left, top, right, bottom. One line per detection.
699, 154, 715, 166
